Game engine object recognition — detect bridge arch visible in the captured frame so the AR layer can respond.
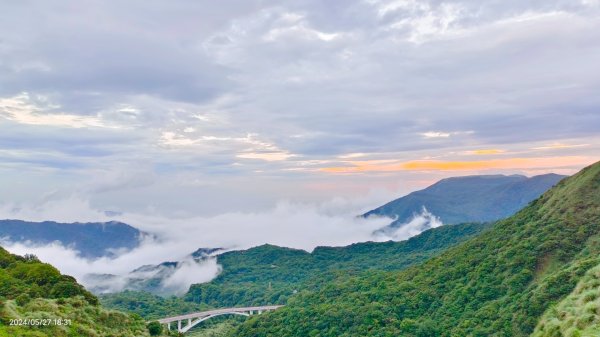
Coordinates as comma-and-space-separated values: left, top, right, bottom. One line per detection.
180, 311, 250, 333
157, 305, 284, 334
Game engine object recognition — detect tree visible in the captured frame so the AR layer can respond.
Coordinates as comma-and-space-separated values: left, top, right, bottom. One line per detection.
147, 321, 163, 336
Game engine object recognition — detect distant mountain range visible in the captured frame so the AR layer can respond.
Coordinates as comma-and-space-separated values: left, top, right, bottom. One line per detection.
364, 173, 565, 227
0, 174, 564, 263
0, 220, 144, 258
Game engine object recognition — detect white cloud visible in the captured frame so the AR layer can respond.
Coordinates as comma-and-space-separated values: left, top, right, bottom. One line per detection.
0, 93, 108, 128
421, 131, 451, 138
160, 131, 198, 146
386, 2, 465, 43
582, 0, 600, 7
236, 151, 294, 161
375, 207, 443, 241
420, 131, 475, 139
160, 258, 222, 295
2, 238, 222, 295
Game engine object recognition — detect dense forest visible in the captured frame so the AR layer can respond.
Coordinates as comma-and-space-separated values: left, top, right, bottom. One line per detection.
232, 162, 600, 336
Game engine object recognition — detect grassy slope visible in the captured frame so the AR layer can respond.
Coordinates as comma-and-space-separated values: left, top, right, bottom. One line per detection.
233, 162, 600, 337
0, 297, 148, 337
532, 260, 600, 337
0, 247, 150, 337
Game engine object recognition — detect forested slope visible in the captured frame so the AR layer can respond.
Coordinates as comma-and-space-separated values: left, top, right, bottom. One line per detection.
102, 222, 488, 319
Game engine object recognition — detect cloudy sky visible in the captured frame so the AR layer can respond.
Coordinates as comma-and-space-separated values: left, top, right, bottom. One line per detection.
1, 0, 599, 218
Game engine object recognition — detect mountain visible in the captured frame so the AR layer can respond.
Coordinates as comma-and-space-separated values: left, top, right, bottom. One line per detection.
364, 173, 565, 226
0, 246, 150, 337
0, 220, 144, 258
232, 161, 600, 336
101, 222, 489, 318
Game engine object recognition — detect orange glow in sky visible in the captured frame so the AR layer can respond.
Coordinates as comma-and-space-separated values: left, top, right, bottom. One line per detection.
320, 156, 596, 173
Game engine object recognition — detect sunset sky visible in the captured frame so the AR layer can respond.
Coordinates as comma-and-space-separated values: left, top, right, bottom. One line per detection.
1, 0, 599, 218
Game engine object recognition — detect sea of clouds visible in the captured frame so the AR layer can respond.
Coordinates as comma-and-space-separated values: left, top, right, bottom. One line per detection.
0, 194, 441, 295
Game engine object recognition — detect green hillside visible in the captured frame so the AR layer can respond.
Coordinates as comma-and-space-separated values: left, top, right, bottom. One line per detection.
0, 247, 150, 337
185, 222, 489, 309
100, 290, 210, 320
232, 162, 600, 336
102, 222, 488, 319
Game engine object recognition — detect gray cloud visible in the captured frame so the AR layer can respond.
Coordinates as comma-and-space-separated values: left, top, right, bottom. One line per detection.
0, 0, 599, 216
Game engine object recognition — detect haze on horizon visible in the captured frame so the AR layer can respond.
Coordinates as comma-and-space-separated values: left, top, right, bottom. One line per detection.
1, 0, 599, 219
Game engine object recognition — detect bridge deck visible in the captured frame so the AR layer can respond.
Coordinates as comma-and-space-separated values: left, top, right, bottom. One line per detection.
157, 305, 284, 324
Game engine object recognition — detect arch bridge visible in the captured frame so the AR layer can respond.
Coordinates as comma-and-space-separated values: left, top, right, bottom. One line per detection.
156, 305, 284, 333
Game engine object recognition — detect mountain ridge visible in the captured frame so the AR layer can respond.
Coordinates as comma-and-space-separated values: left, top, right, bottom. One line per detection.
0, 220, 144, 258
364, 173, 565, 226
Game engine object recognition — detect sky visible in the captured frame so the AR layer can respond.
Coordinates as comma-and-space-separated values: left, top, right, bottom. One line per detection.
1, 0, 599, 218
1, 0, 600, 290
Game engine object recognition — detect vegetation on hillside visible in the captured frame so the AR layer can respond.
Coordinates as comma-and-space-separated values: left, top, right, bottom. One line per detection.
0, 247, 96, 305
185, 320, 241, 337
101, 222, 488, 319
100, 290, 209, 320
231, 162, 600, 336
0, 246, 151, 336
0, 297, 149, 337
184, 222, 488, 308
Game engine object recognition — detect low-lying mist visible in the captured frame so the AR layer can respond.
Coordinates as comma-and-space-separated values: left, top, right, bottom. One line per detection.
0, 195, 441, 295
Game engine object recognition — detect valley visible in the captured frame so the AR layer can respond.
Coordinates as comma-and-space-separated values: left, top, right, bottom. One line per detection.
2, 164, 599, 336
